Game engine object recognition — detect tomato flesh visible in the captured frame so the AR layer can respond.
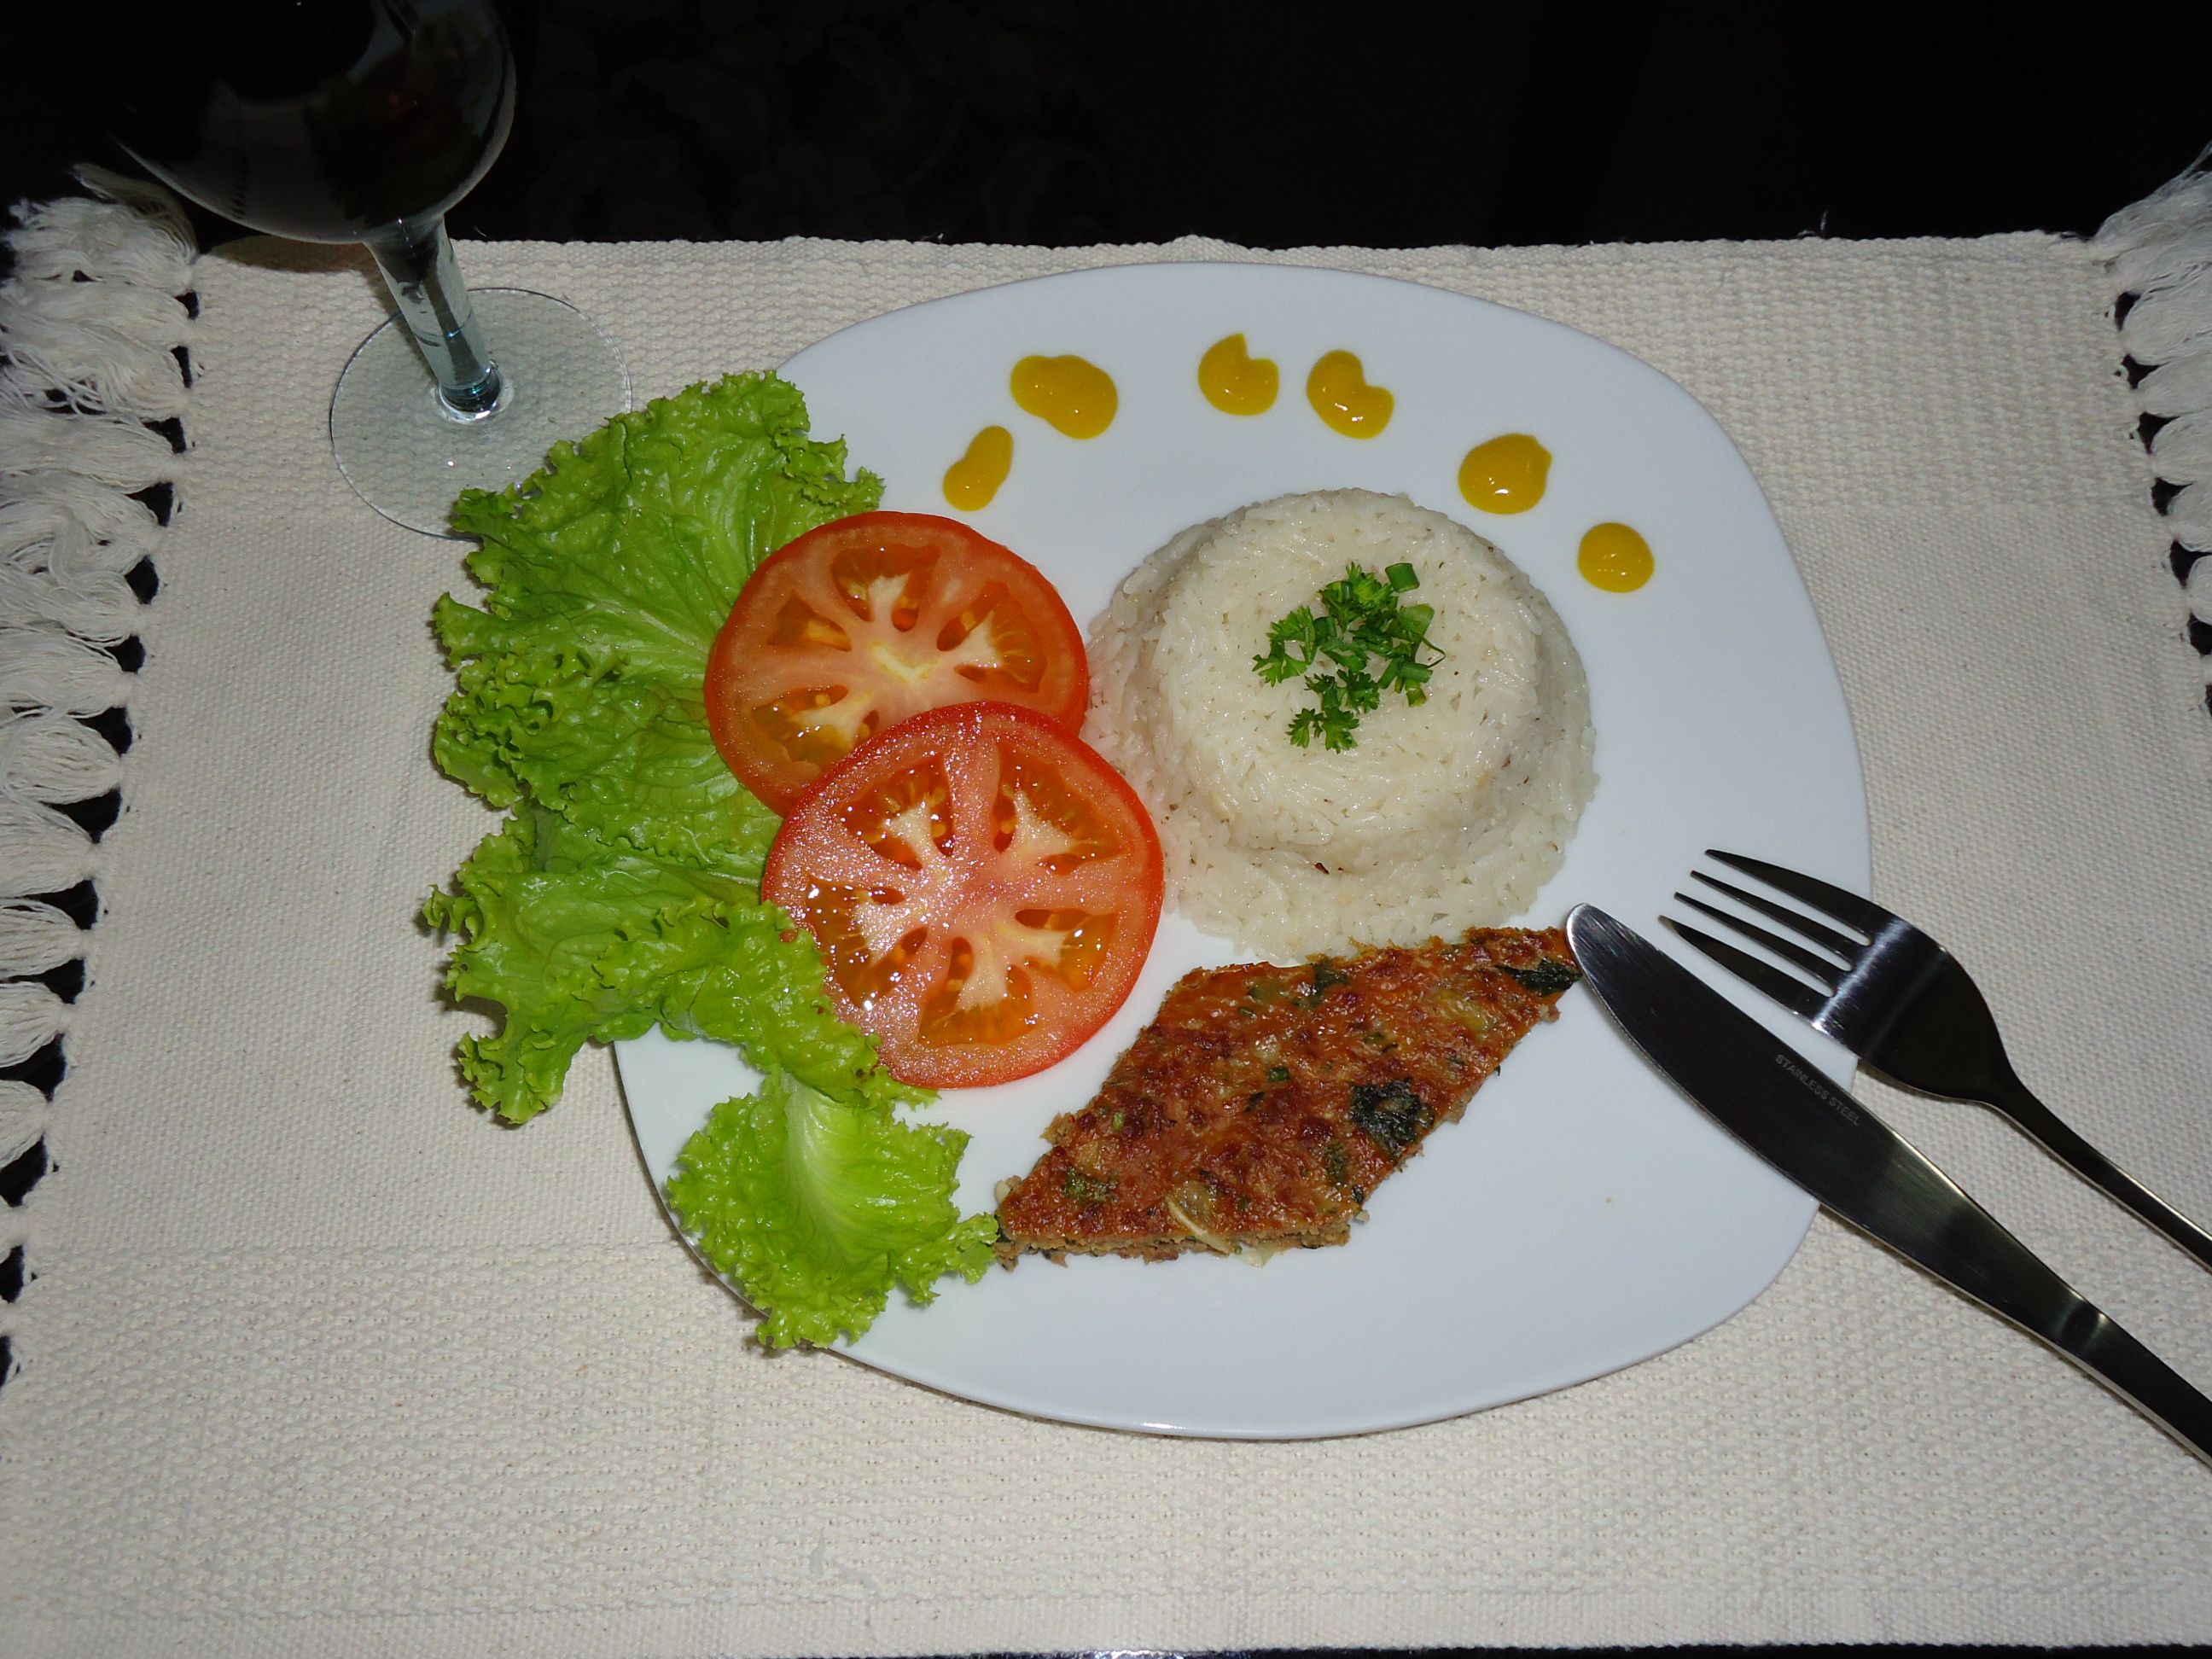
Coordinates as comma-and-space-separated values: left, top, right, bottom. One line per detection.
706, 512, 1088, 812
763, 701, 1163, 1088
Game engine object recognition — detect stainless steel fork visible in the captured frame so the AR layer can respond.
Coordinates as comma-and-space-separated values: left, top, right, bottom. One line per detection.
1668, 850, 2212, 1271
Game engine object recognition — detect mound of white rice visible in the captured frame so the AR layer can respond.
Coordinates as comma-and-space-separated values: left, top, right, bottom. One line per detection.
1086, 489, 1594, 958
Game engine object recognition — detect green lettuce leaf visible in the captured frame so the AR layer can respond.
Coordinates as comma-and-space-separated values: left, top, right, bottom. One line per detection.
422, 805, 917, 1125
433, 371, 882, 876
666, 1069, 998, 1349
424, 372, 994, 1342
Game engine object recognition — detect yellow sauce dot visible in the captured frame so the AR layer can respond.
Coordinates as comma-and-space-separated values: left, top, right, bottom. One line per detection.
1010, 354, 1116, 438
1578, 522, 1656, 591
1458, 433, 1551, 515
1305, 349, 1393, 438
1198, 333, 1278, 415
942, 424, 1013, 511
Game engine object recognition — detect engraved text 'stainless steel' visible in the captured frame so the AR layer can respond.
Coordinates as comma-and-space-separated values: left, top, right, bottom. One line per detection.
1567, 905, 2212, 1470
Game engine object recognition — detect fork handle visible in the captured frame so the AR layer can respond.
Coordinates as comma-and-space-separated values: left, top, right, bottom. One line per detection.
1988, 1069, 2212, 1271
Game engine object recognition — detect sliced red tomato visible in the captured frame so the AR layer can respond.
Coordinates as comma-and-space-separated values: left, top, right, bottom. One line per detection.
705, 511, 1089, 812
762, 701, 1163, 1088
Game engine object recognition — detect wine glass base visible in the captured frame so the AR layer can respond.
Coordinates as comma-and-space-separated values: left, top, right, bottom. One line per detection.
329, 288, 630, 537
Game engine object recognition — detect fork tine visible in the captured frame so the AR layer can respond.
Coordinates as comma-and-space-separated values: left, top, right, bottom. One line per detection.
1664, 917, 1831, 1021
1690, 871, 1861, 959
1673, 893, 1848, 988
1705, 849, 1893, 935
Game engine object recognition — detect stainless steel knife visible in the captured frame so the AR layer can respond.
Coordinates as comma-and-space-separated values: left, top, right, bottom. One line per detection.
1566, 903, 2212, 1470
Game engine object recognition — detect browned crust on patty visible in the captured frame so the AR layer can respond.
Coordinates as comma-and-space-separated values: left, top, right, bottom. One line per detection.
994, 926, 1577, 1263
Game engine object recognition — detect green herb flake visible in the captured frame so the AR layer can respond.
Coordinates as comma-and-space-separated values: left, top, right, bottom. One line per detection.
1064, 1169, 1118, 1206
1252, 560, 1447, 749
1304, 961, 1350, 1002
1348, 1080, 1435, 1162
1266, 1064, 1291, 1084
1501, 959, 1580, 997
1321, 1139, 1352, 1188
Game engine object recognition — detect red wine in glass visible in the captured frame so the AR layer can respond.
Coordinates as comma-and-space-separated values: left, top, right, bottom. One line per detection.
110, 0, 627, 533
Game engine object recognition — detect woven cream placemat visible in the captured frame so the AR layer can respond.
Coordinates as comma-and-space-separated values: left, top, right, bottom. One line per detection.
3, 207, 2210, 1656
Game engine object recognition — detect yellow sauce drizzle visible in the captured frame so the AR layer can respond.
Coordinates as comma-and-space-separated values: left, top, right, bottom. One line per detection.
942, 424, 1013, 510
1305, 349, 1393, 438
1010, 354, 1117, 438
1578, 522, 1656, 591
1198, 333, 1278, 415
1458, 433, 1551, 515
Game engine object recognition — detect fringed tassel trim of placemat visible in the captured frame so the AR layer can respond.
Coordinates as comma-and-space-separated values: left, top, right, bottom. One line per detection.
0, 166, 195, 1391
2099, 141, 2212, 716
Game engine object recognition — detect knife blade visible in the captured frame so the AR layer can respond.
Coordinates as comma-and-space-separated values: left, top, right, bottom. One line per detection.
1566, 903, 2212, 1470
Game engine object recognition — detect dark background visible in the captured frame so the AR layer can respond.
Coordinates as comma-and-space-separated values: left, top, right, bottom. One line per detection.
10, 0, 2209, 250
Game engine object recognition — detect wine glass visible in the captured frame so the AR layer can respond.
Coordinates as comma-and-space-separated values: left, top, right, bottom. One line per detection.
108, 0, 628, 535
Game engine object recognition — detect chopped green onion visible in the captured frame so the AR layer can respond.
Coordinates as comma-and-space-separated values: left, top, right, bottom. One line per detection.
1252, 561, 1445, 750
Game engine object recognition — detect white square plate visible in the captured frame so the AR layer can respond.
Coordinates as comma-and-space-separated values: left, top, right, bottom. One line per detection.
618, 262, 1867, 1438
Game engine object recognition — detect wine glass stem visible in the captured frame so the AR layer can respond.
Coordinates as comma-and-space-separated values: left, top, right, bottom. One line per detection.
362, 217, 504, 420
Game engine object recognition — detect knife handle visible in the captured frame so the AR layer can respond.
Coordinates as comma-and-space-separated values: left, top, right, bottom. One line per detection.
2051, 1302, 2212, 1469
1835, 1160, 2212, 1471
